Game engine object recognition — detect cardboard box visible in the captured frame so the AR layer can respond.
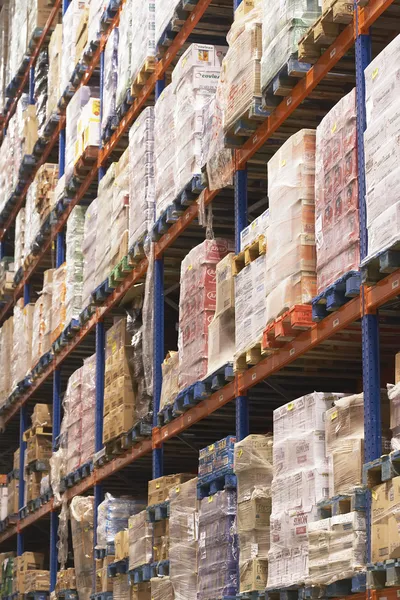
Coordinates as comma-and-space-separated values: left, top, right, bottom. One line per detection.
115, 530, 129, 561
239, 559, 268, 593
112, 376, 136, 411
18, 553, 45, 572
103, 413, 112, 444
101, 566, 113, 593
148, 473, 194, 506
106, 318, 131, 358
113, 347, 134, 381
31, 404, 52, 428
7, 479, 19, 516
237, 495, 272, 532
95, 569, 102, 593
130, 582, 151, 600
24, 570, 50, 592
26, 435, 52, 464
109, 405, 135, 440
13, 449, 20, 471
331, 438, 364, 495
153, 519, 169, 538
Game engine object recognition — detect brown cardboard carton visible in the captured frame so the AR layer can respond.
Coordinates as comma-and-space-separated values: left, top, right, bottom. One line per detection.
103, 413, 111, 444
150, 576, 174, 600
113, 347, 134, 381
109, 404, 135, 440
101, 567, 113, 593
239, 559, 268, 593
130, 582, 151, 600
237, 495, 272, 532
13, 448, 20, 470
95, 559, 103, 572
112, 376, 135, 410
95, 569, 102, 593
18, 552, 45, 572
331, 438, 364, 495
24, 570, 50, 592
115, 530, 129, 561
105, 355, 113, 387
215, 253, 235, 317
103, 386, 113, 417
31, 404, 53, 428
372, 521, 389, 563
153, 536, 169, 562
7, 479, 19, 515
106, 319, 131, 359
26, 435, 52, 464
148, 476, 166, 505
153, 519, 169, 538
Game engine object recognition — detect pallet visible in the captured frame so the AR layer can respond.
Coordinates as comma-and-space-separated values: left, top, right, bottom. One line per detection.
197, 468, 237, 500
79, 303, 96, 326
316, 488, 367, 519
0, 513, 18, 532
156, 0, 197, 54
108, 558, 129, 578
94, 544, 115, 560
146, 501, 170, 522
262, 305, 314, 356
367, 560, 400, 589
298, 0, 354, 64
237, 593, 267, 600
26, 593, 49, 600
131, 57, 156, 99
102, 418, 152, 458
262, 54, 311, 111
363, 449, 400, 487
92, 278, 114, 305
26, 459, 50, 474
73, 146, 99, 178
311, 271, 361, 322
128, 560, 170, 585
90, 594, 113, 600
361, 240, 400, 286
57, 590, 78, 600
59, 461, 94, 492
108, 253, 134, 289
234, 340, 263, 374
23, 426, 52, 441
7, 468, 19, 483
150, 175, 205, 241
232, 235, 266, 276
301, 573, 366, 599
224, 97, 269, 147
128, 235, 148, 266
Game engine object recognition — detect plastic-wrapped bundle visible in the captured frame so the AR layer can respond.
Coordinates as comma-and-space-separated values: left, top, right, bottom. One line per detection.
102, 27, 119, 137
70, 496, 94, 600
46, 24, 62, 120
131, 0, 155, 85
151, 578, 174, 600
169, 479, 198, 600
128, 510, 153, 570
155, 83, 176, 219
64, 367, 83, 475
111, 149, 129, 269
178, 239, 233, 391
82, 199, 97, 308
51, 263, 66, 342
261, 0, 320, 91
160, 352, 179, 412
0, 317, 13, 406
11, 299, 34, 389
208, 253, 235, 375
14, 209, 26, 273
87, 0, 107, 48
6, 0, 28, 89
34, 47, 48, 134
65, 85, 91, 183
116, 0, 132, 107
24, 163, 58, 258
80, 353, 96, 465
65, 206, 86, 325
265, 130, 316, 322
60, 0, 87, 96
113, 574, 130, 600
97, 493, 145, 549
0, 3, 9, 115
128, 107, 155, 248
203, 85, 234, 191
235, 255, 266, 356
198, 489, 238, 600
155, 0, 180, 47
31, 269, 54, 368
95, 164, 115, 287
315, 89, 359, 294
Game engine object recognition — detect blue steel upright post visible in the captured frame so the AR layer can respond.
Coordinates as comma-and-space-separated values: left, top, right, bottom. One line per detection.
17, 406, 27, 556
355, 2, 377, 563
152, 76, 165, 479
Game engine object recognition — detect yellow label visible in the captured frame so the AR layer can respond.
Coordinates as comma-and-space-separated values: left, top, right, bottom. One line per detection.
331, 122, 337, 134
129, 522, 132, 529
156, 482, 160, 489
331, 410, 338, 420
208, 496, 213, 502
175, 486, 180, 494
287, 402, 294, 411
281, 159, 286, 167
208, 443, 215, 451
372, 490, 377, 500
372, 67, 379, 81
112, 342, 117, 354
238, 449, 243, 458
187, 264, 193, 271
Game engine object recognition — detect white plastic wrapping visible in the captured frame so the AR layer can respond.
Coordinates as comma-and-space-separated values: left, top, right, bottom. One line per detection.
70, 496, 94, 600
128, 510, 153, 570
31, 269, 54, 368
82, 198, 97, 308
87, 0, 107, 48
80, 353, 96, 464
130, 0, 155, 85
0, 4, 9, 115
94, 164, 115, 287
65, 206, 86, 325
11, 299, 34, 389
116, 0, 132, 107
60, 0, 87, 96
46, 24, 62, 119
0, 317, 13, 407
235, 255, 267, 356
102, 27, 119, 136
96, 493, 145, 550
155, 0, 178, 48
111, 148, 130, 268
160, 352, 179, 412
51, 263, 66, 341
14, 209, 26, 273
65, 85, 91, 183
154, 83, 176, 219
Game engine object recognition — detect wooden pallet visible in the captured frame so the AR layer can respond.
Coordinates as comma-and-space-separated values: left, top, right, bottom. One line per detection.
224, 96, 269, 148
361, 239, 400, 285
363, 449, 400, 488
131, 57, 156, 98
367, 560, 400, 589
232, 235, 266, 276
197, 468, 237, 500
23, 426, 52, 441
262, 305, 313, 355
298, 0, 354, 64
234, 341, 263, 373
312, 271, 361, 322
316, 488, 367, 519
73, 145, 98, 178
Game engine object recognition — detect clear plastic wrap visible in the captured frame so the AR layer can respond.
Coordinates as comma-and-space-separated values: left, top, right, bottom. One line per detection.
150, 577, 174, 600
46, 24, 62, 120
82, 198, 97, 308
95, 164, 115, 287
116, 0, 132, 107
31, 269, 54, 368
87, 0, 107, 48
388, 382, 400, 450
65, 85, 91, 183
265, 130, 316, 322
70, 496, 94, 600
0, 317, 13, 407
102, 27, 119, 137
110, 148, 130, 269
315, 89, 359, 293
11, 299, 34, 389
198, 489, 238, 600
128, 107, 155, 248
203, 91, 234, 191
97, 493, 145, 549
65, 367, 83, 475
155, 83, 176, 219
51, 263, 66, 342
65, 206, 86, 325
113, 574, 130, 600
155, 0, 179, 48
60, 0, 87, 96
160, 352, 179, 411
131, 0, 155, 85
34, 47, 48, 135
240, 208, 269, 252
178, 239, 233, 391
169, 478, 198, 600
142, 244, 154, 399
128, 510, 153, 570
0, 3, 9, 115
234, 255, 266, 356
80, 353, 96, 464
14, 209, 26, 273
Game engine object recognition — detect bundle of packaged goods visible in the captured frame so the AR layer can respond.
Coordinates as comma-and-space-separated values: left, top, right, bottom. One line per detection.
96, 493, 145, 553
102, 27, 119, 137
0, 481, 8, 521
260, 0, 320, 92
60, 0, 87, 97
11, 299, 34, 389
128, 107, 155, 248
14, 209, 26, 272
267, 393, 344, 588
371, 476, 400, 565
154, 83, 176, 219
34, 47, 49, 134
130, 0, 155, 87
363, 34, 400, 260
64, 86, 96, 183
234, 435, 273, 593
7, 450, 19, 516
13, 552, 45, 595
387, 356, 400, 450
0, 4, 9, 114
128, 510, 153, 571
116, 0, 132, 107
0, 258, 14, 302
110, 149, 130, 269
31, 269, 54, 368
87, 0, 107, 49
169, 478, 198, 600
25, 405, 53, 471
0, 553, 15, 597
315, 89, 359, 293
70, 496, 94, 600
65, 206, 86, 326
151, 577, 174, 600
50, 263, 66, 342
80, 354, 96, 464
82, 199, 97, 308
94, 164, 115, 288
221, 2, 262, 133
75, 95, 100, 166
56, 569, 76, 594
178, 239, 234, 391
265, 130, 316, 322
159, 351, 179, 413
155, 0, 184, 48
0, 317, 13, 406
46, 24, 62, 121
207, 252, 235, 375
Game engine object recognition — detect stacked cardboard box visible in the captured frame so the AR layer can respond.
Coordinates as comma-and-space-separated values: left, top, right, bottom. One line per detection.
128, 510, 153, 571
151, 577, 174, 600
240, 208, 269, 251
14, 552, 44, 595
178, 239, 233, 391
234, 435, 273, 593
154, 83, 176, 219
50, 263, 67, 342
12, 299, 34, 389
46, 24, 62, 120
371, 476, 400, 563
56, 568, 76, 593
131, 582, 151, 600
31, 269, 54, 368
70, 496, 94, 600
65, 85, 91, 183
265, 130, 317, 322
0, 258, 15, 302
34, 47, 48, 134
315, 89, 359, 293
87, 0, 107, 50
159, 352, 179, 413
82, 199, 97, 308
0, 4, 9, 115
0, 479, 7, 521
131, 0, 155, 86
65, 206, 86, 326
26, 431, 52, 466
94, 164, 114, 288
267, 393, 343, 587
110, 148, 130, 269
169, 478, 198, 600
63, 366, 83, 475
199, 436, 235, 480
363, 34, 400, 260
60, 0, 86, 97
0, 316, 13, 407
94, 556, 113, 594
74, 97, 100, 165
80, 354, 96, 464
24, 570, 50, 592
116, 0, 132, 107
14, 209, 26, 272
148, 474, 193, 506
102, 26, 118, 136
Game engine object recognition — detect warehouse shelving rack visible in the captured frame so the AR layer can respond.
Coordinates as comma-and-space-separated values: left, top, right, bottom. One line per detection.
0, 0, 398, 598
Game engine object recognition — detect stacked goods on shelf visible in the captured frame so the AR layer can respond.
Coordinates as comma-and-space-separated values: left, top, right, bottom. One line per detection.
12, 299, 34, 389
80, 353, 96, 465
31, 269, 54, 368
148, 473, 193, 505
60, 0, 87, 97
82, 199, 97, 308
388, 358, 400, 450
371, 477, 400, 563
315, 89, 359, 293
14, 552, 45, 595
96, 493, 145, 552
110, 148, 130, 269
95, 557, 114, 595
154, 83, 176, 219
65, 86, 92, 182
70, 496, 94, 600
130, 0, 155, 86
102, 27, 119, 137
265, 130, 316, 322
128, 107, 155, 248
0, 4, 9, 115
131, 582, 151, 600
363, 34, 400, 260
34, 47, 48, 135
128, 510, 153, 570
94, 165, 115, 288
155, 0, 177, 46
14, 209, 26, 272
178, 239, 234, 391
112, 572, 130, 600
50, 263, 66, 342
221, 2, 261, 132
169, 478, 198, 600
65, 206, 86, 326
207, 252, 235, 374
234, 435, 273, 593
116, 0, 132, 107
75, 96, 100, 165
151, 577, 174, 600
56, 569, 76, 594
24, 569, 50, 592
7, 450, 20, 517
0, 480, 7, 521
260, 0, 320, 91
87, 0, 107, 49
74, 3, 89, 63
267, 393, 343, 587
159, 351, 179, 413
240, 208, 269, 251
0, 553, 15, 597
46, 24, 62, 120
25, 405, 52, 479
0, 258, 14, 301
0, 317, 13, 407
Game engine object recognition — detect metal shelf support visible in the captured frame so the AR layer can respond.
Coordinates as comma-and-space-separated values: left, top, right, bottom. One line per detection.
29, 66, 35, 105
59, 128, 66, 178
17, 405, 27, 555
23, 283, 30, 306
153, 257, 164, 479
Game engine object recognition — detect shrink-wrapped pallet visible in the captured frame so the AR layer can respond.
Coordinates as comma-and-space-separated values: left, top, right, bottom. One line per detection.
116, 0, 132, 107
80, 353, 96, 464
14, 209, 26, 273
64, 366, 83, 475
130, 0, 155, 85
34, 47, 48, 134
265, 130, 316, 322
155, 0, 177, 48
31, 269, 54, 368
315, 89, 359, 293
65, 206, 86, 325
235, 255, 267, 356
95, 164, 115, 287
159, 352, 179, 412
178, 239, 233, 391
128, 510, 153, 570
75, 96, 100, 164
6, 0, 28, 89
154, 83, 176, 220
97, 493, 145, 549
0, 3, 9, 115
261, 0, 320, 91
128, 107, 155, 248
111, 148, 129, 268
151, 577, 174, 600
60, 0, 87, 96
12, 299, 34, 389
51, 263, 66, 342
70, 496, 94, 600
82, 198, 97, 308
87, 0, 107, 48
65, 85, 91, 182
0, 317, 13, 406
46, 24, 62, 119
102, 27, 119, 137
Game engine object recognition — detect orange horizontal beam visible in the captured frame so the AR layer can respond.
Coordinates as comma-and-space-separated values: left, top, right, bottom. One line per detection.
366, 268, 400, 312
359, 0, 396, 33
